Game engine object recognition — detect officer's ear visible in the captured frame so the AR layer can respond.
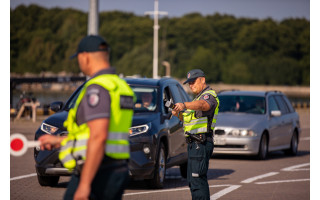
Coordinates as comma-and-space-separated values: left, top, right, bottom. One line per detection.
78, 52, 89, 64
200, 77, 206, 84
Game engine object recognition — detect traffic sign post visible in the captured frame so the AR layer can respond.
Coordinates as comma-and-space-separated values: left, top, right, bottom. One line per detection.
10, 133, 40, 156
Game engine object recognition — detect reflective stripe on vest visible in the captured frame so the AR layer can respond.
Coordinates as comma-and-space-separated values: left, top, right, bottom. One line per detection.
59, 74, 134, 170
183, 90, 219, 135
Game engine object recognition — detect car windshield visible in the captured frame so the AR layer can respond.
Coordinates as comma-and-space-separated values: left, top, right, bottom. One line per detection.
64, 85, 83, 111
63, 84, 158, 113
131, 86, 158, 113
218, 95, 266, 114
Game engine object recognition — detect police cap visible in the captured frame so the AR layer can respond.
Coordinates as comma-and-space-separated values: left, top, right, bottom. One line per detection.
183, 69, 205, 84
70, 35, 110, 59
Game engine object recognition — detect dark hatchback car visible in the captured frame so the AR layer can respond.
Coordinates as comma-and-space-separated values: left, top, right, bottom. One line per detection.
34, 77, 191, 188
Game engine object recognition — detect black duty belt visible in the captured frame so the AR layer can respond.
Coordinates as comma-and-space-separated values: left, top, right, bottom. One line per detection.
185, 132, 213, 144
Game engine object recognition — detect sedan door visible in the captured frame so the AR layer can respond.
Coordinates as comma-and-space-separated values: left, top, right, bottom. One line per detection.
267, 95, 284, 150
274, 95, 293, 147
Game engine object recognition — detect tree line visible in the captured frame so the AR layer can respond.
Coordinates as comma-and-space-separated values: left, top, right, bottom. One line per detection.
10, 4, 309, 86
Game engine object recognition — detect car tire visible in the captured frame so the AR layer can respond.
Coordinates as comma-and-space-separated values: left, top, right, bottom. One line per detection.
284, 131, 298, 156
257, 133, 268, 160
179, 162, 188, 179
37, 174, 59, 186
148, 143, 166, 189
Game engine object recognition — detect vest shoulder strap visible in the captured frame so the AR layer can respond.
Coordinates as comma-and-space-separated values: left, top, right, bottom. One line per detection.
196, 90, 218, 100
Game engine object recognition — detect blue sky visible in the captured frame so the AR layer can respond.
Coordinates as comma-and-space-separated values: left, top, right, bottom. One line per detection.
10, 0, 310, 21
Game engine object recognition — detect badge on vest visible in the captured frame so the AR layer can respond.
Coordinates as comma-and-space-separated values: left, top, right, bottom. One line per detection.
203, 94, 210, 100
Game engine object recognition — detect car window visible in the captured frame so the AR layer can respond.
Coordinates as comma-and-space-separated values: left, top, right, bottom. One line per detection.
177, 84, 190, 102
169, 84, 183, 103
131, 86, 158, 113
274, 95, 289, 115
268, 96, 280, 114
282, 95, 295, 113
163, 86, 173, 114
218, 95, 266, 114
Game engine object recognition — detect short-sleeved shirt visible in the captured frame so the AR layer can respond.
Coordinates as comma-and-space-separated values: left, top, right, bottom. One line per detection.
194, 86, 218, 132
76, 68, 116, 125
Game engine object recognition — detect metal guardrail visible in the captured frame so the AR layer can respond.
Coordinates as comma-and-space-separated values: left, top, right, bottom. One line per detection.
292, 102, 310, 109
10, 76, 87, 107
10, 76, 86, 84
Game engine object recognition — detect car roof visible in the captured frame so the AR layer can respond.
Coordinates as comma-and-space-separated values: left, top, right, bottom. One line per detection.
124, 77, 178, 87
218, 90, 284, 97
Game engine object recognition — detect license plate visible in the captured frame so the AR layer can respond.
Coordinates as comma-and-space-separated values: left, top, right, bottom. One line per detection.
215, 137, 226, 145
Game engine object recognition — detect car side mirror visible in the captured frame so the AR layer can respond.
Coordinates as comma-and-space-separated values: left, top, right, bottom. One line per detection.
271, 110, 281, 117
50, 101, 64, 112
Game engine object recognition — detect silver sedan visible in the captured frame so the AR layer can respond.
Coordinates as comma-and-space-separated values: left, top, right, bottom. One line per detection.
213, 91, 300, 160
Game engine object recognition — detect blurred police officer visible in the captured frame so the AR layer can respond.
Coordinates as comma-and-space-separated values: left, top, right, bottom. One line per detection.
39, 35, 134, 200
172, 69, 219, 200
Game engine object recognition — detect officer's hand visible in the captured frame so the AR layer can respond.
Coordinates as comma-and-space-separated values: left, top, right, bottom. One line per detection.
38, 135, 62, 151
174, 102, 186, 112
74, 185, 90, 200
172, 109, 179, 117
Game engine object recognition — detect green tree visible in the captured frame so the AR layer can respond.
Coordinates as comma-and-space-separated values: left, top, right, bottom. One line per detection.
10, 5, 309, 86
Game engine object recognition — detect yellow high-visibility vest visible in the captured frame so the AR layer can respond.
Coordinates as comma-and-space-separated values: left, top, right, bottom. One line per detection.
59, 74, 134, 170
183, 90, 219, 135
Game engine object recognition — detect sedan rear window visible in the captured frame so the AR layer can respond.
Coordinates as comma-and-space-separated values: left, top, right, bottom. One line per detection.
218, 95, 266, 114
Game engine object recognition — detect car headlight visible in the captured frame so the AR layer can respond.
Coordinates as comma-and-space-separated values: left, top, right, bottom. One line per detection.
129, 124, 150, 136
228, 129, 256, 137
41, 123, 58, 135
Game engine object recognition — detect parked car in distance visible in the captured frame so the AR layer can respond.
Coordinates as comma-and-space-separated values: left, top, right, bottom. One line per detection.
34, 77, 191, 188
214, 90, 300, 160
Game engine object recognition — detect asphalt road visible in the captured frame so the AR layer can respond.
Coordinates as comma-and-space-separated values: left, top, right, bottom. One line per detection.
10, 109, 310, 200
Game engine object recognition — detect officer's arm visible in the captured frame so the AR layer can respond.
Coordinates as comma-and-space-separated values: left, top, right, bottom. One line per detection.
75, 118, 109, 198
184, 100, 211, 111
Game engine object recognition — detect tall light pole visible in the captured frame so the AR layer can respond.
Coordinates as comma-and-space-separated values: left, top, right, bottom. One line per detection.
162, 61, 171, 77
145, 0, 168, 79
88, 0, 99, 35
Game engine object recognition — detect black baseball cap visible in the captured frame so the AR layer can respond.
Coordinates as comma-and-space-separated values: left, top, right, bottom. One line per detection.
183, 69, 205, 84
70, 35, 110, 59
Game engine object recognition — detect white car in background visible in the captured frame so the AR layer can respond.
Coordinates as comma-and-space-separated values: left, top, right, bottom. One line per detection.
214, 90, 300, 160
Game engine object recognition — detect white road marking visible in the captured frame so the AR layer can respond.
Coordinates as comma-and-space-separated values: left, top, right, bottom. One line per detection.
124, 187, 189, 196
210, 185, 241, 200
241, 172, 279, 183
124, 184, 241, 199
10, 173, 37, 181
281, 163, 310, 171
255, 178, 310, 185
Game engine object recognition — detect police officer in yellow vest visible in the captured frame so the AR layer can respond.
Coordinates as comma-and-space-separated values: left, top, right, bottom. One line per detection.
172, 69, 219, 200
39, 35, 134, 200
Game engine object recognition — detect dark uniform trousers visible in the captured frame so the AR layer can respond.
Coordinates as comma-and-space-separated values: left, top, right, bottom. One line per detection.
187, 136, 214, 200
64, 156, 129, 200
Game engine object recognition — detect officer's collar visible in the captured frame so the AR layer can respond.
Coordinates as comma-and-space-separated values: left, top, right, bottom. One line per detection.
91, 67, 116, 78
195, 86, 210, 99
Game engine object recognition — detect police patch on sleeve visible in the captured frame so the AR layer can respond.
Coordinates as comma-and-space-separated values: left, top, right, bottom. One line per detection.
87, 92, 100, 107
203, 94, 210, 100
